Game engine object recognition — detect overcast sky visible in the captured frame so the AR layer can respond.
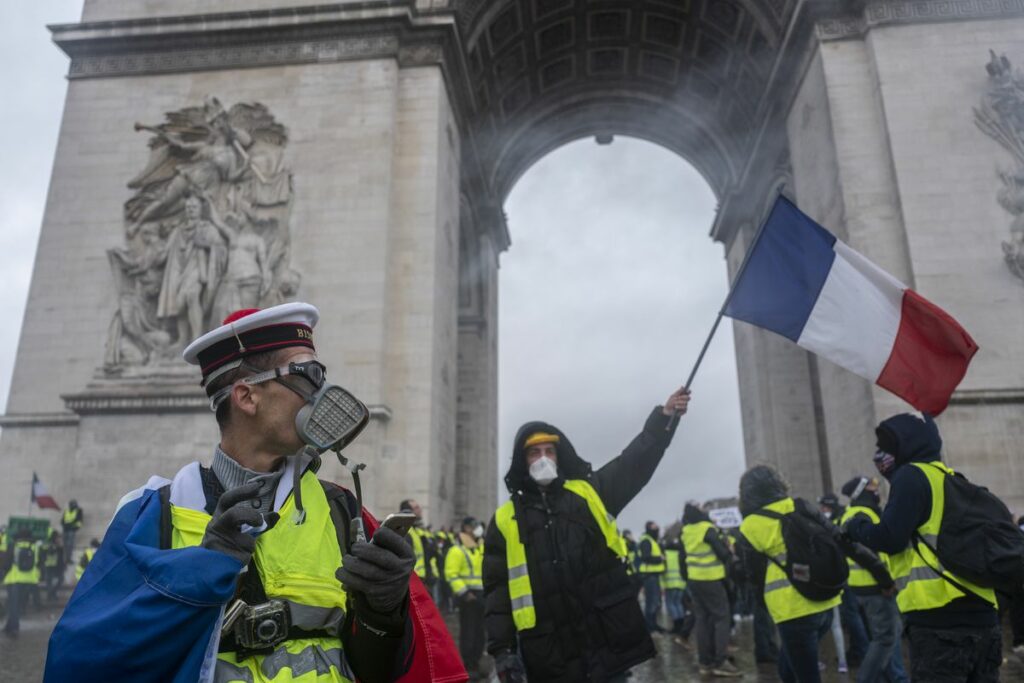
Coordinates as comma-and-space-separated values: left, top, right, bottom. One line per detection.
0, 2, 746, 533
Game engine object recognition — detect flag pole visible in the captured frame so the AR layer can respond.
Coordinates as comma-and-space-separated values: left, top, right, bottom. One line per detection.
665, 191, 785, 431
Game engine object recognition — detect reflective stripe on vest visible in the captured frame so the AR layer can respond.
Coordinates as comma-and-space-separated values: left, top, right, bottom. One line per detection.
839, 505, 886, 588
445, 543, 483, 595
682, 521, 725, 581
660, 549, 686, 590
738, 497, 840, 624
890, 462, 997, 614
170, 467, 354, 682
494, 479, 625, 632
638, 534, 666, 574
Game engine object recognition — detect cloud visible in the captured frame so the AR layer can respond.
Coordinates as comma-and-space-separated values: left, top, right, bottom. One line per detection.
500, 136, 746, 534
0, 2, 83, 411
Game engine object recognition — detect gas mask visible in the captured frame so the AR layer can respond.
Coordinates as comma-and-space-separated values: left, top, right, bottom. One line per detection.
215, 360, 370, 453
529, 455, 559, 486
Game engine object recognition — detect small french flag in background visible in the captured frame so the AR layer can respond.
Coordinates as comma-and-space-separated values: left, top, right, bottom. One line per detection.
32, 471, 60, 511
724, 197, 978, 415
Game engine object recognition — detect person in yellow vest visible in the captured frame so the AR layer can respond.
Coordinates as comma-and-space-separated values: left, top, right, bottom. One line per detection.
60, 499, 84, 564
839, 475, 907, 683
40, 529, 64, 600
45, 303, 452, 682
0, 525, 9, 581
660, 536, 688, 639
446, 516, 487, 679
400, 498, 438, 596
738, 465, 851, 683
637, 521, 666, 633
844, 413, 1000, 682
4, 528, 40, 637
75, 538, 100, 582
483, 387, 691, 683
682, 503, 740, 677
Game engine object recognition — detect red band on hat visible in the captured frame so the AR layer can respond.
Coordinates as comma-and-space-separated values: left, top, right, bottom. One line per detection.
198, 322, 315, 380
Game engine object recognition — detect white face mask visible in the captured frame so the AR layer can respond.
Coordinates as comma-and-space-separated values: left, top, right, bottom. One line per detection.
473, 524, 484, 539
529, 455, 559, 486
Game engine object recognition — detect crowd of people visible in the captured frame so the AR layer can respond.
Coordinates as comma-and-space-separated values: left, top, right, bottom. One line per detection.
16, 301, 1024, 683
1, 502, 99, 638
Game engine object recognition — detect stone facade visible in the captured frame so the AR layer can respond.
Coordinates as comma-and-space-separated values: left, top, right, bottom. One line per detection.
4, 0, 1024, 556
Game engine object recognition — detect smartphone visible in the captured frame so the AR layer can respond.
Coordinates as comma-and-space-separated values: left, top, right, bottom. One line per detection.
378, 512, 418, 538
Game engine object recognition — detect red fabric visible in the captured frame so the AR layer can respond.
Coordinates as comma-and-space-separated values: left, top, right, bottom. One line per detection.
32, 473, 60, 511
876, 289, 978, 415
222, 308, 260, 325
359, 508, 468, 683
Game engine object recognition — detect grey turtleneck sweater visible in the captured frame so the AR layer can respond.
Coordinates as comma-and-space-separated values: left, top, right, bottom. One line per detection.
211, 445, 284, 511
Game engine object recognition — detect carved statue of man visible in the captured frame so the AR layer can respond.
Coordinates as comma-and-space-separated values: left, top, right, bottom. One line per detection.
207, 200, 272, 310
156, 194, 226, 346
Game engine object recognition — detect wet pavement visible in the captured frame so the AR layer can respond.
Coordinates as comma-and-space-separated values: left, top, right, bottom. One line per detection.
5, 594, 1024, 682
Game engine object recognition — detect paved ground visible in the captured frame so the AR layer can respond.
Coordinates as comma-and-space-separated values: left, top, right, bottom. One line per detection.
5, 593, 1024, 682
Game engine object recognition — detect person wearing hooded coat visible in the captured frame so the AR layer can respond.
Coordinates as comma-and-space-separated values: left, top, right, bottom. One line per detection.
844, 413, 1001, 683
737, 465, 892, 683
483, 387, 691, 683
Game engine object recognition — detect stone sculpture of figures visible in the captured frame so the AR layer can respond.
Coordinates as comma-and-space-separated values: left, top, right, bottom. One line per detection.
157, 194, 226, 347
103, 97, 299, 372
105, 223, 173, 368
207, 199, 272, 311
975, 51, 1024, 285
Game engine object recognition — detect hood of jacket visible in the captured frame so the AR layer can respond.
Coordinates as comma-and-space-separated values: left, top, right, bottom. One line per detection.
682, 503, 710, 525
504, 420, 592, 494
875, 412, 942, 470
739, 465, 789, 516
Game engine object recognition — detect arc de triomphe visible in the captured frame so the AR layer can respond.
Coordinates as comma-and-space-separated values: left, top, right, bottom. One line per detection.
3, 0, 1024, 548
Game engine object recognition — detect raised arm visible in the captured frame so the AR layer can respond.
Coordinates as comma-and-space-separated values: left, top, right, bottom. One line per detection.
593, 388, 690, 517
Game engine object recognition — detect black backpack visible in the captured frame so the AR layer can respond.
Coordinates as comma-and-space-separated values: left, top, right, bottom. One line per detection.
16, 544, 35, 572
752, 498, 849, 601
914, 463, 1024, 594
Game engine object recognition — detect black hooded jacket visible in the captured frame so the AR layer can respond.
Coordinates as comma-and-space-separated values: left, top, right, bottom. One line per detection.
483, 408, 677, 682
845, 413, 997, 628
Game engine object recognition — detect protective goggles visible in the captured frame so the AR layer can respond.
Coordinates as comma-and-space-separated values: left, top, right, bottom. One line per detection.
209, 360, 328, 410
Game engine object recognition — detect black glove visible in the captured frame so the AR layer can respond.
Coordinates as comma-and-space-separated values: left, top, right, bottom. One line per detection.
494, 650, 526, 683
336, 526, 415, 616
201, 482, 279, 565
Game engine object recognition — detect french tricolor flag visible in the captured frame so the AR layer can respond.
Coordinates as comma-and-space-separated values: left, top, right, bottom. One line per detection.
724, 197, 977, 415
32, 471, 60, 511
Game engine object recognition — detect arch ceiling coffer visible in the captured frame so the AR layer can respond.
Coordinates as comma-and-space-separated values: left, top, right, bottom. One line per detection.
455, 0, 798, 200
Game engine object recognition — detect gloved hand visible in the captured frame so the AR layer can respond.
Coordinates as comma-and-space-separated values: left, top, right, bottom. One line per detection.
336, 526, 415, 615
201, 482, 279, 565
494, 650, 526, 683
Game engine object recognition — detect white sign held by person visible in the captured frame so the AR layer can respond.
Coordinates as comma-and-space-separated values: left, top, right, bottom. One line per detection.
709, 507, 742, 529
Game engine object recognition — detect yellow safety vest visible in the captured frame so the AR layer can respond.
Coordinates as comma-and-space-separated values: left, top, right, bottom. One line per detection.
638, 534, 666, 574
890, 462, 997, 614
63, 508, 82, 530
739, 497, 841, 624
445, 542, 484, 596
494, 479, 626, 631
75, 547, 96, 581
409, 527, 428, 579
839, 505, 887, 588
170, 469, 354, 683
682, 521, 726, 581
660, 548, 687, 590
4, 541, 40, 585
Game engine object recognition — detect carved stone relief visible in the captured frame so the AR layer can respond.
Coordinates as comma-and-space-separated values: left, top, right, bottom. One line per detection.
104, 97, 300, 374
975, 52, 1024, 285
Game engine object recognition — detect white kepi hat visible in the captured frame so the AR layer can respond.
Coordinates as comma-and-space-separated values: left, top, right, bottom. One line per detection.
183, 302, 320, 388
